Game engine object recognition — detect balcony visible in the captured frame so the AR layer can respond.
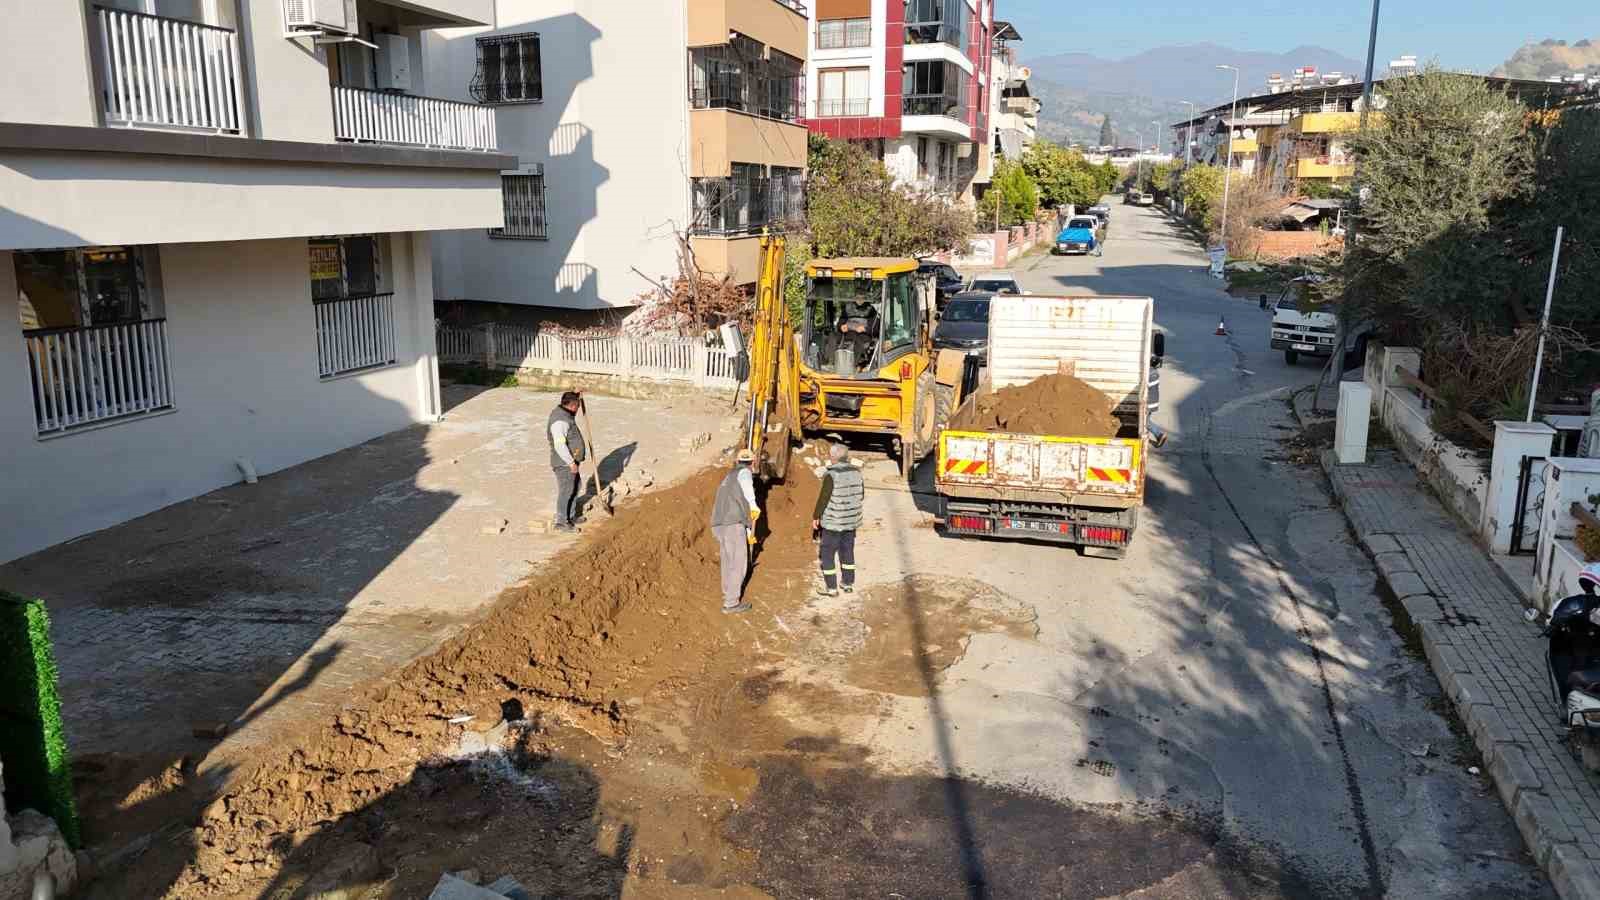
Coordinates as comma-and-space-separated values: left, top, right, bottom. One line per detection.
817, 98, 870, 117
1296, 157, 1354, 179
1295, 111, 1361, 134
1229, 136, 1258, 154
93, 6, 245, 134
332, 86, 497, 151
687, 0, 807, 61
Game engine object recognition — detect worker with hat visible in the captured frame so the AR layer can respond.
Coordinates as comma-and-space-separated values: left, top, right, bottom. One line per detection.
709, 448, 760, 614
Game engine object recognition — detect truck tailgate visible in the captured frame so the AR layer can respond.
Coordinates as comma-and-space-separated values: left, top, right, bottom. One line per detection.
939, 430, 1143, 498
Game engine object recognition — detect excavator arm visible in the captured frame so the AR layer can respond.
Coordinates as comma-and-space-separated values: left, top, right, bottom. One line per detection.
742, 234, 801, 481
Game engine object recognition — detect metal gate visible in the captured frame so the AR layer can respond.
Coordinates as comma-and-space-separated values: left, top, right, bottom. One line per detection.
1510, 455, 1548, 556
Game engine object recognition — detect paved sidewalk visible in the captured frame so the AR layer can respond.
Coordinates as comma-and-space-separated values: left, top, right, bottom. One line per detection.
0, 383, 733, 786
1298, 393, 1600, 900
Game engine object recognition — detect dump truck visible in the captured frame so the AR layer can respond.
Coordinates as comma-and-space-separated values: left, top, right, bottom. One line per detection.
933, 294, 1163, 559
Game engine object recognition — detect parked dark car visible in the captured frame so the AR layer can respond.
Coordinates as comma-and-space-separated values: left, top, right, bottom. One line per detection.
918, 259, 964, 308
932, 293, 992, 362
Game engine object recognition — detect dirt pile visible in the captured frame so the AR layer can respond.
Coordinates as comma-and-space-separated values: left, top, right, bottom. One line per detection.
951, 372, 1122, 437
172, 459, 818, 896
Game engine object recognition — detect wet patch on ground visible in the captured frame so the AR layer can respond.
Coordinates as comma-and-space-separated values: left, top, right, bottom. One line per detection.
833, 576, 1038, 697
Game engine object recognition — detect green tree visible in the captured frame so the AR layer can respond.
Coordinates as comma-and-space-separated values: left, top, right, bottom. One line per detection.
1096, 160, 1120, 194
976, 158, 1040, 227
1338, 68, 1534, 331
804, 136, 972, 258
1019, 141, 1102, 209
1099, 114, 1114, 147
1178, 164, 1226, 232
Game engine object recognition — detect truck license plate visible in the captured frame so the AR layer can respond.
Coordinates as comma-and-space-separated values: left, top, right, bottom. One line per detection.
1003, 518, 1058, 533
1292, 343, 1316, 352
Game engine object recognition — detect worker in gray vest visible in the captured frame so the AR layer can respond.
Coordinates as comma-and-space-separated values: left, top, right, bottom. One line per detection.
709, 449, 760, 614
811, 442, 865, 597
547, 391, 586, 533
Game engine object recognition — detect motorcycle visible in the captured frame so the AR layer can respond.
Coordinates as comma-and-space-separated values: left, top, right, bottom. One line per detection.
1545, 565, 1600, 772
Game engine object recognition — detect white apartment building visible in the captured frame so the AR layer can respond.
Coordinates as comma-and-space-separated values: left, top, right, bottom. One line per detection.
0, 0, 511, 563
423, 0, 808, 302
988, 20, 1036, 160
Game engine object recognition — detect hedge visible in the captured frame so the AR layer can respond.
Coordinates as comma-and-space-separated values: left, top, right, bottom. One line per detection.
0, 591, 79, 847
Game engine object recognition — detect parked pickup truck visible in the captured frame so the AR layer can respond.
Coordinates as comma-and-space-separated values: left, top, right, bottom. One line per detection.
1270, 275, 1370, 367
934, 294, 1163, 559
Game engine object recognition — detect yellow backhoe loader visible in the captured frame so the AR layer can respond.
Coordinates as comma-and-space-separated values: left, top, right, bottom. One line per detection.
741, 235, 968, 481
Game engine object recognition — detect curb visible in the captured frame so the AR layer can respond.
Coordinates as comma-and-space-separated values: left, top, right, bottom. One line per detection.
1317, 447, 1600, 900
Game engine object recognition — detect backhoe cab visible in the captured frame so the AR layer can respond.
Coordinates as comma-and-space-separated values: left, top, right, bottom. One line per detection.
798, 258, 960, 477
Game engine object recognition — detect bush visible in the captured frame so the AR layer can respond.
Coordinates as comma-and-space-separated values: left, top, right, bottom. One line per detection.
806, 136, 972, 258
0, 592, 80, 848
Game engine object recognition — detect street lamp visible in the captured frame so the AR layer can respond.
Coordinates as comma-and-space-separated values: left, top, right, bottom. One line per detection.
1215, 64, 1241, 255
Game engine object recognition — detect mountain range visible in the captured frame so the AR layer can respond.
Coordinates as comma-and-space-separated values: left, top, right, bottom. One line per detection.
1022, 43, 1367, 148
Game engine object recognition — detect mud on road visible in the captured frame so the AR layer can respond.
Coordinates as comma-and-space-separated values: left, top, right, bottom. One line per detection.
91, 446, 1306, 899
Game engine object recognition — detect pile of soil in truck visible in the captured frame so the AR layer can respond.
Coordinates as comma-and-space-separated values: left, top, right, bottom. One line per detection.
950, 372, 1122, 437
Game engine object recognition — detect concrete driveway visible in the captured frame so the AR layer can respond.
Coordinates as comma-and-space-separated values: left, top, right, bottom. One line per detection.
0, 383, 733, 780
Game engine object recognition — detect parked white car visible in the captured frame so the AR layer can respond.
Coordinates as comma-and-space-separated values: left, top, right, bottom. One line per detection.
1270, 276, 1370, 366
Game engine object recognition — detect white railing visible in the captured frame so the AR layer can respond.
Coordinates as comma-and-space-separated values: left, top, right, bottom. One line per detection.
315, 293, 397, 378
25, 319, 174, 436
438, 324, 745, 389
332, 86, 498, 151
95, 6, 244, 133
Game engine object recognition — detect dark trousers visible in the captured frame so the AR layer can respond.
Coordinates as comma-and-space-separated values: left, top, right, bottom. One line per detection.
553, 466, 580, 525
818, 528, 857, 591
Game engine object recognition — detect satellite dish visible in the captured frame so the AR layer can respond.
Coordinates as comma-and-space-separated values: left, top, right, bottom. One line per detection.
1352, 93, 1389, 112
1017, 66, 1032, 80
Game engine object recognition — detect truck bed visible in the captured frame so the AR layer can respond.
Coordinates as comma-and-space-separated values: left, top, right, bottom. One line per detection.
934, 294, 1154, 550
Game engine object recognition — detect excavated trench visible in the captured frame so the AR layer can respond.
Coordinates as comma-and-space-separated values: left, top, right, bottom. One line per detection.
143, 458, 823, 896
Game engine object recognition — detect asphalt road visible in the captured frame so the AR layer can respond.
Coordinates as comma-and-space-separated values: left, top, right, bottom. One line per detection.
821, 201, 1553, 898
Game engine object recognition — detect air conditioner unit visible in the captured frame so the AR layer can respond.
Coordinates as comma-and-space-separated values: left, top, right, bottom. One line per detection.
284, 0, 356, 35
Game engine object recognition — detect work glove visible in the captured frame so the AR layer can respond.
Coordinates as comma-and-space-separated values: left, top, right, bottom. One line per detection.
746, 527, 756, 546
749, 507, 761, 522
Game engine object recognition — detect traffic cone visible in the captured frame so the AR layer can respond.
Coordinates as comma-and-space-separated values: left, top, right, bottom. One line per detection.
1215, 317, 1228, 336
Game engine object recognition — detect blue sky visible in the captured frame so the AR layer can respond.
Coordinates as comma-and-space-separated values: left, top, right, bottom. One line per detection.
1001, 0, 1600, 73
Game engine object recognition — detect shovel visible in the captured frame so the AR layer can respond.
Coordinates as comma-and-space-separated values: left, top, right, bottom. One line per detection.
575, 398, 614, 517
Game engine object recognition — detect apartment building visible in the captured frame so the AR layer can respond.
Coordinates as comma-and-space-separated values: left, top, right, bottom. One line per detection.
423, 0, 807, 301
0, 0, 511, 563
803, 0, 994, 200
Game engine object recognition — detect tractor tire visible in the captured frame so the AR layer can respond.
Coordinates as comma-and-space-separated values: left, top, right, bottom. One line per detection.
934, 382, 956, 433
912, 369, 938, 459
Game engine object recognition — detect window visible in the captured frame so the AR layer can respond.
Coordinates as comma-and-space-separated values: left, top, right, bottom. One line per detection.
308, 236, 381, 301
308, 237, 395, 378
905, 0, 969, 48
817, 17, 870, 49
16, 247, 173, 435
817, 67, 869, 116
691, 163, 804, 236
491, 167, 549, 240
882, 271, 917, 353
470, 33, 542, 104
689, 41, 803, 122
903, 60, 968, 118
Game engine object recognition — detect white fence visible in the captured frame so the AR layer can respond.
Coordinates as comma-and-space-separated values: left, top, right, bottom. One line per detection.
332, 86, 498, 152
95, 6, 245, 133
438, 323, 744, 389
24, 319, 174, 436
315, 293, 397, 378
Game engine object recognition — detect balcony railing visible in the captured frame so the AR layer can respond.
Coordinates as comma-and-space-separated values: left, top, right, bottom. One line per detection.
691, 171, 804, 237
689, 45, 805, 123
25, 319, 174, 436
95, 6, 244, 133
332, 86, 498, 152
770, 0, 808, 13
817, 98, 869, 117
314, 293, 397, 378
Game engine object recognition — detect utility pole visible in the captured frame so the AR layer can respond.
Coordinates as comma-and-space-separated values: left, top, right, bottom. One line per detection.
1315, 0, 1382, 412
1181, 100, 1196, 167
1215, 64, 1240, 254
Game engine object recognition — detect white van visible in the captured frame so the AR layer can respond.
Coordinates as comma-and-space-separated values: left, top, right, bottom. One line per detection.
1269, 277, 1369, 366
